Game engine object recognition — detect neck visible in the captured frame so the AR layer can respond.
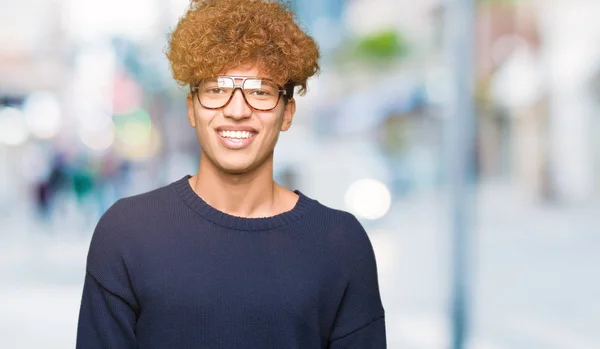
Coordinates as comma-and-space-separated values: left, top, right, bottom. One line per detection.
189, 152, 281, 218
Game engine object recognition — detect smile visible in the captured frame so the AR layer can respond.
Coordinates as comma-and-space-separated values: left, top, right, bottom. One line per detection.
218, 130, 254, 139
216, 129, 257, 149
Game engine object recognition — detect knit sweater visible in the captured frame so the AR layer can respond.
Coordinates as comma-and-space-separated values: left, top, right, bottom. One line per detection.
76, 175, 386, 348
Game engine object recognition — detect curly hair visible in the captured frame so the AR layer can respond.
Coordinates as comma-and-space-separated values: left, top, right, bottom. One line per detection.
166, 0, 320, 96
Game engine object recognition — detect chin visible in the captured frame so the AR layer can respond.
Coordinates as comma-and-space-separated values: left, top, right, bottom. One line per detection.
217, 159, 257, 175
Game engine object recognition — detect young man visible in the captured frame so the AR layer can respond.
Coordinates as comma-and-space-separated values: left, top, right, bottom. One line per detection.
76, 0, 386, 348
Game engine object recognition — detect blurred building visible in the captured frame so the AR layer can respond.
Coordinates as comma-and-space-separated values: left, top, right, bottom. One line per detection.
474, 0, 600, 203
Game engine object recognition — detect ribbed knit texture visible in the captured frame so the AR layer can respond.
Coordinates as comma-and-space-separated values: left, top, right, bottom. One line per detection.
76, 175, 386, 349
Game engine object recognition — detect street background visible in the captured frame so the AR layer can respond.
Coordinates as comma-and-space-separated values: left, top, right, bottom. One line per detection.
1, 0, 599, 348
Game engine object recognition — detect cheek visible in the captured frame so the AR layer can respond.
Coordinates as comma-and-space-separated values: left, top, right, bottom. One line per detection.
258, 117, 283, 140
259, 119, 286, 151
259, 109, 285, 129
195, 114, 218, 143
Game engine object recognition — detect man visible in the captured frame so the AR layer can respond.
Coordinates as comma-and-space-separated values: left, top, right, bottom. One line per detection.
76, 0, 386, 348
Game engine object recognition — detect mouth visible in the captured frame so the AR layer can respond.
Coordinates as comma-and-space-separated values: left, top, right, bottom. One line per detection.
216, 128, 258, 150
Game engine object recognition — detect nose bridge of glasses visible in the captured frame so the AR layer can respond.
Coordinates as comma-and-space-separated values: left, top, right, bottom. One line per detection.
227, 86, 253, 112
229, 78, 257, 101
232, 77, 245, 87
226, 77, 249, 96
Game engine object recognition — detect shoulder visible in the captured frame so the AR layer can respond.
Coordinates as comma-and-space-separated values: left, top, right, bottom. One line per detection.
84, 184, 176, 291
304, 201, 379, 283
309, 199, 366, 235
99, 181, 180, 227
306, 199, 374, 257
89, 182, 178, 254
113, 182, 178, 215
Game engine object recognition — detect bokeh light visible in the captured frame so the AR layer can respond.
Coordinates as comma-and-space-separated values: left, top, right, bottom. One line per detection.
0, 107, 29, 146
79, 120, 116, 151
114, 108, 159, 160
344, 178, 392, 220
22, 92, 63, 139
114, 108, 152, 147
115, 126, 162, 161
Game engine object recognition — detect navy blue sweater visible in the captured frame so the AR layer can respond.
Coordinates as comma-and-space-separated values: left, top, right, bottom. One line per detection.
76, 175, 386, 348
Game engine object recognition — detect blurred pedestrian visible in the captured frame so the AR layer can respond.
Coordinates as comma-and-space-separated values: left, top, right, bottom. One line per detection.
34, 153, 68, 220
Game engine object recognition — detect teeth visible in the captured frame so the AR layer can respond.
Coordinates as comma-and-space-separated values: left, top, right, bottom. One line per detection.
219, 130, 253, 139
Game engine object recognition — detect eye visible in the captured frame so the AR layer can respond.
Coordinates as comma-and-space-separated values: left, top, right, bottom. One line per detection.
249, 89, 273, 96
207, 88, 227, 94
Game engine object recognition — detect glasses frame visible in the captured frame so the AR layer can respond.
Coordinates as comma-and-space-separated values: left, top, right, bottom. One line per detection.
190, 76, 291, 112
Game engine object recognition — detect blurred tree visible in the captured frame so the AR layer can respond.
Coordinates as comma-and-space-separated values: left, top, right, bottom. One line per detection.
354, 30, 408, 62
333, 29, 409, 71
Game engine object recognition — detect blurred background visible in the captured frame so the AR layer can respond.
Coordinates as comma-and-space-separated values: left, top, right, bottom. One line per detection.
1, 0, 599, 348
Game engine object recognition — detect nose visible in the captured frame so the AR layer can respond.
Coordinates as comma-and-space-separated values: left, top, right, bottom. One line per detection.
223, 89, 252, 120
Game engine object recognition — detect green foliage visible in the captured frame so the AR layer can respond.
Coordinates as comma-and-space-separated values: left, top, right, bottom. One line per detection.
353, 29, 409, 61
331, 28, 409, 72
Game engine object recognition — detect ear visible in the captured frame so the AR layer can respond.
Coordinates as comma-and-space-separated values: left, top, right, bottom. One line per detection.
186, 93, 197, 128
280, 98, 296, 132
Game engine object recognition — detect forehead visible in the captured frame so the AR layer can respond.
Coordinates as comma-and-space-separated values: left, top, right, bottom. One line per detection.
220, 64, 277, 82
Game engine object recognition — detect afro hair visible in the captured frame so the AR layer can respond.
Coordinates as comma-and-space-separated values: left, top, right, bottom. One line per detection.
166, 0, 320, 96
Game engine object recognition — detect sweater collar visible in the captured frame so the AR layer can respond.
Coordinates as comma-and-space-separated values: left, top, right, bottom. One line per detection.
173, 175, 315, 231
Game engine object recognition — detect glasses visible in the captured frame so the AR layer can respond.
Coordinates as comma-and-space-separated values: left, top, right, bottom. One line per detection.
191, 76, 289, 111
